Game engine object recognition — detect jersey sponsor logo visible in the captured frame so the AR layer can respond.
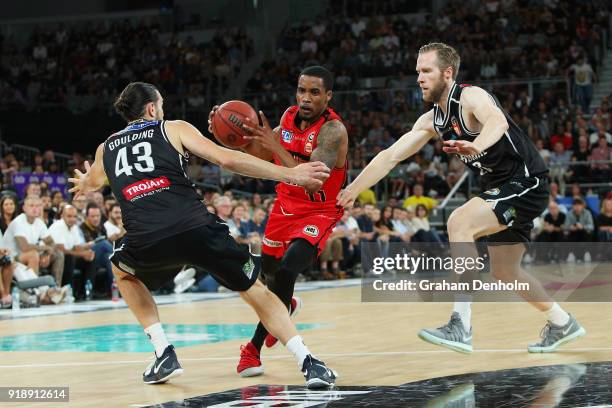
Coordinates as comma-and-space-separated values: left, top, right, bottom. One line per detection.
262, 237, 283, 247
122, 176, 171, 201
304, 142, 313, 154
484, 188, 500, 196
451, 117, 463, 137
282, 129, 293, 143
303, 225, 319, 237
307, 132, 315, 141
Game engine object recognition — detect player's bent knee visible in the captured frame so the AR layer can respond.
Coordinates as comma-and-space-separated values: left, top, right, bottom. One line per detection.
447, 213, 475, 239
491, 265, 519, 282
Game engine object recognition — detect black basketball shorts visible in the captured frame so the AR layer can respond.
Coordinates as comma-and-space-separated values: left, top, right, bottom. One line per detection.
110, 216, 259, 291
479, 176, 549, 243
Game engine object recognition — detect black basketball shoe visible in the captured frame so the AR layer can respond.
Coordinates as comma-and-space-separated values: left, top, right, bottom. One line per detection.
301, 355, 337, 389
143, 345, 184, 384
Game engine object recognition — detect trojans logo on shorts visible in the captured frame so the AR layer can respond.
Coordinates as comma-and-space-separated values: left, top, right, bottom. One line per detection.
303, 225, 319, 237
484, 188, 500, 196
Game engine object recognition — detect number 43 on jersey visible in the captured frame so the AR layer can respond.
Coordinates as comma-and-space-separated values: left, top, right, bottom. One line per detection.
115, 142, 155, 177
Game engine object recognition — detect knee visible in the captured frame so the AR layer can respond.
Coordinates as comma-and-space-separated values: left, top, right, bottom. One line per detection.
280, 240, 316, 275
240, 279, 265, 304
20, 249, 39, 264
491, 264, 519, 282
447, 210, 475, 240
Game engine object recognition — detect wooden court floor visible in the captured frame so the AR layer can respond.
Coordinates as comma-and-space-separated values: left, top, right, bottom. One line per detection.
0, 283, 610, 407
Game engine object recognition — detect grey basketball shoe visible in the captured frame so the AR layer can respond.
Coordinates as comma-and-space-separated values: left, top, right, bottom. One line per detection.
528, 314, 586, 353
418, 312, 473, 354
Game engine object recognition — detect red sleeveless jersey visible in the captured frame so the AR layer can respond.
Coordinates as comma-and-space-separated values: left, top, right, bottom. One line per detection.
275, 106, 346, 212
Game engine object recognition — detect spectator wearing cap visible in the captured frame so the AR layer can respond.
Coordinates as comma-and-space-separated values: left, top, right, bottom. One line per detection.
564, 197, 594, 262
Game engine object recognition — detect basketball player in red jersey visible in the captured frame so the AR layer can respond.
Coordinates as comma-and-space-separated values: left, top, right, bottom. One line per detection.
209, 66, 348, 377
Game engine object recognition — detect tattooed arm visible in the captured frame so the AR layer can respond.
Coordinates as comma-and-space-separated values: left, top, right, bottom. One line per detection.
310, 120, 348, 170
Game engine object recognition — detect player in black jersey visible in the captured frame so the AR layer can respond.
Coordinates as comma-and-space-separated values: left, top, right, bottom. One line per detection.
69, 82, 337, 389
338, 43, 585, 354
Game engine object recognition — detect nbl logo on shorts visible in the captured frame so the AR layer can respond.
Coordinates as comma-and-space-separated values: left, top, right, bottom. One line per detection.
303, 225, 319, 237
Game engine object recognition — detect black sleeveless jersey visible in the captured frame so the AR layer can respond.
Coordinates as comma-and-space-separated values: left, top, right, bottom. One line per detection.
103, 120, 212, 246
433, 82, 548, 190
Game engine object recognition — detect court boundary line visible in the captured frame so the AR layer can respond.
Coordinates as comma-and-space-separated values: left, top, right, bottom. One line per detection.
1, 347, 612, 369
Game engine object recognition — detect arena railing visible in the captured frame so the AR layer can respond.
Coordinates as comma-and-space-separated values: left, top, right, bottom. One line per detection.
5, 144, 72, 172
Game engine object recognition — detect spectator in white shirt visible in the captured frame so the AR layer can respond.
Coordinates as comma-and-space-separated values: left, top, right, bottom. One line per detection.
3, 196, 63, 283
103, 204, 126, 243
0, 230, 15, 308
49, 205, 95, 293
391, 207, 415, 242
568, 55, 597, 112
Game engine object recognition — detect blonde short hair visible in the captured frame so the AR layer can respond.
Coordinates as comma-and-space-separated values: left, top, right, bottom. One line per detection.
419, 42, 461, 79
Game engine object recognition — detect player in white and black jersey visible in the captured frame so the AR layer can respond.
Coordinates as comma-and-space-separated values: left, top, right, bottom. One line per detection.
69, 82, 337, 389
338, 43, 585, 354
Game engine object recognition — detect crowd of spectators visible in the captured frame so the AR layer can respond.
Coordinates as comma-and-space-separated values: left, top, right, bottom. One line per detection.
0, 18, 254, 113
248, 0, 606, 97
0, 183, 121, 308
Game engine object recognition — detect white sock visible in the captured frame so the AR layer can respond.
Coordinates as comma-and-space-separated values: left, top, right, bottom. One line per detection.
545, 303, 570, 326
453, 295, 472, 332
286, 335, 311, 368
144, 322, 170, 357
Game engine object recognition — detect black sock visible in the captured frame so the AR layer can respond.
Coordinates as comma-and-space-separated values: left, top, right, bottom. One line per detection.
250, 240, 316, 351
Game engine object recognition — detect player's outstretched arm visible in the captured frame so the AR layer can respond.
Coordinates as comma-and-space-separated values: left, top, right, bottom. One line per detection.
443, 87, 508, 156
169, 120, 329, 190
337, 110, 436, 207
68, 143, 107, 195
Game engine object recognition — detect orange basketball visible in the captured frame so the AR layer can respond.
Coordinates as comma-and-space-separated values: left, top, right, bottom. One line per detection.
211, 100, 258, 149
